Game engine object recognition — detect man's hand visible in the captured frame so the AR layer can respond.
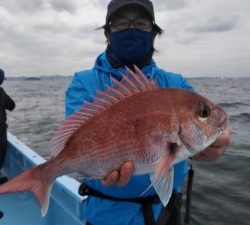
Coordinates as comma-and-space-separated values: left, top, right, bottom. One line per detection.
193, 127, 231, 161
101, 161, 134, 187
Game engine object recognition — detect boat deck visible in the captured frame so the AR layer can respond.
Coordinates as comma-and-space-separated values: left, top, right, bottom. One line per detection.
0, 192, 47, 225
0, 133, 85, 225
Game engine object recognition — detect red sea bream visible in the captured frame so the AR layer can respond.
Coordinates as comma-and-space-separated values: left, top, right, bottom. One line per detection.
0, 66, 229, 216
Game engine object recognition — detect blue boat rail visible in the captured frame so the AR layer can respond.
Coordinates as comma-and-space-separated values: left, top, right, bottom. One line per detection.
0, 132, 86, 225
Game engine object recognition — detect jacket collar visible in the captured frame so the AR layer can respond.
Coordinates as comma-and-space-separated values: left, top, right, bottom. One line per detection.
94, 52, 157, 81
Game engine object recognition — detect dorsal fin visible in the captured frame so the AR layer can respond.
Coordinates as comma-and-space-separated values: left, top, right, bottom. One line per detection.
49, 66, 158, 158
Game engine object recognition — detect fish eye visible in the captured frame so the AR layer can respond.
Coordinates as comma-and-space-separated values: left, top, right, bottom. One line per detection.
197, 102, 211, 119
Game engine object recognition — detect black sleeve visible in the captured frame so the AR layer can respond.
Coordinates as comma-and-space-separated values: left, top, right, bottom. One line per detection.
1, 88, 15, 111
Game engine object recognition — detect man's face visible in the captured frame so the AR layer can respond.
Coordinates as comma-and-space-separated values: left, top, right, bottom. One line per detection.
105, 5, 155, 65
108, 6, 153, 33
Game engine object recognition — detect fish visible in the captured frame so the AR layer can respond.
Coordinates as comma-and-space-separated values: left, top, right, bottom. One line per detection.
0, 66, 229, 216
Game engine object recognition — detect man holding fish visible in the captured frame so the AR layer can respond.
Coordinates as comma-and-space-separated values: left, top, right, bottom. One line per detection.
0, 0, 231, 225
65, 0, 231, 224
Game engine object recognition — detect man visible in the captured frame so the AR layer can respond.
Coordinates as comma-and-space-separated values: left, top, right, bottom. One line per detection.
0, 68, 15, 184
65, 0, 231, 224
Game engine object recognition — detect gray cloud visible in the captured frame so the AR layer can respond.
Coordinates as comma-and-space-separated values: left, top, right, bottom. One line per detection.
0, 0, 106, 76
49, 0, 76, 13
161, 13, 242, 46
188, 16, 240, 33
91, 0, 110, 9
0, 0, 249, 77
1, 0, 44, 13
154, 0, 189, 11
1, 0, 77, 14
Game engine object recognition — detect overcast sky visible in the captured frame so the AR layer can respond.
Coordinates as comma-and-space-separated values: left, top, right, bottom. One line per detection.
0, 0, 249, 77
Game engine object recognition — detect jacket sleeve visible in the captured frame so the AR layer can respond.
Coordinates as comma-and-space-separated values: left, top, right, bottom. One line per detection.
65, 72, 94, 119
2, 88, 15, 111
180, 76, 194, 91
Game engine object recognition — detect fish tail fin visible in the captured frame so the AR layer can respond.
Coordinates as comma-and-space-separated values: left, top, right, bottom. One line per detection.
0, 163, 53, 216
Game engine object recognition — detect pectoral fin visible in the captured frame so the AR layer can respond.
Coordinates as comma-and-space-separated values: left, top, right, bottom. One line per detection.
150, 168, 174, 206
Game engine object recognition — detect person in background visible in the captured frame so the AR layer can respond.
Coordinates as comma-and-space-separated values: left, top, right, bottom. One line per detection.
0, 68, 15, 184
65, 0, 231, 224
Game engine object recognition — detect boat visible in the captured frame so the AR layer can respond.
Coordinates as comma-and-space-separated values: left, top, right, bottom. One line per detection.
0, 132, 86, 225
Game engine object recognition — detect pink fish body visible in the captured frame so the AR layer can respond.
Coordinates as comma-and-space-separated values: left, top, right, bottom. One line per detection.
0, 66, 229, 216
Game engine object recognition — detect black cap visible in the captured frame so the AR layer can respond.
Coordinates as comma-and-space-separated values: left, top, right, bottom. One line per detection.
106, 0, 155, 24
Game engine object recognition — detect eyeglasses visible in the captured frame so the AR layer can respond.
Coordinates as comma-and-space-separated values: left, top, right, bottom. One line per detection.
109, 18, 153, 31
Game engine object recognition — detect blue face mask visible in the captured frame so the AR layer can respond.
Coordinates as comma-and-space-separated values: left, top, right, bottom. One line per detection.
109, 28, 153, 66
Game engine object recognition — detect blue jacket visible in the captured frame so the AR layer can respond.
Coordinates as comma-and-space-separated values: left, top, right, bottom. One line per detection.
65, 52, 193, 225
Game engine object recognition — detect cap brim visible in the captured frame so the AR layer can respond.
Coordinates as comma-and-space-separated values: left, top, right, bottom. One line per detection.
107, 2, 154, 23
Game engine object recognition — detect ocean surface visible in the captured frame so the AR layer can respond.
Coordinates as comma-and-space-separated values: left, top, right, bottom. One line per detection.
3, 76, 250, 225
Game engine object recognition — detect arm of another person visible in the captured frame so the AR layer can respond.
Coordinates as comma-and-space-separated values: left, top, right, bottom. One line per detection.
2, 89, 15, 111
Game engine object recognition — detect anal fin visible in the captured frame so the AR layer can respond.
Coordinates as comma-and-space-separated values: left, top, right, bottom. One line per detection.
150, 168, 174, 206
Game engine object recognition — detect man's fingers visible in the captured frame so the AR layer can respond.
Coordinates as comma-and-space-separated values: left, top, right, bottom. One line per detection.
101, 161, 134, 186
212, 127, 231, 147
193, 146, 224, 161
117, 161, 134, 187
101, 170, 119, 186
